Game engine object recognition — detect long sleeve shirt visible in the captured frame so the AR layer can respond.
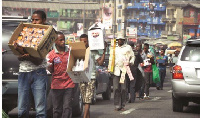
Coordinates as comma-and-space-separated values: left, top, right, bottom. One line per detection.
113, 44, 135, 76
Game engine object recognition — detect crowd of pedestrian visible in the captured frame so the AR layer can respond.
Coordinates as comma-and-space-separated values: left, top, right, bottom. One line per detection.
14, 10, 172, 118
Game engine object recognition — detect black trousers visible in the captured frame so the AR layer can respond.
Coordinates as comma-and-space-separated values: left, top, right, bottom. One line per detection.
113, 75, 127, 109
128, 68, 143, 102
51, 88, 73, 118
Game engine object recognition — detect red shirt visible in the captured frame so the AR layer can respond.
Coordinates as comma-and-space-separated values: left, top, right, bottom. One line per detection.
47, 50, 75, 89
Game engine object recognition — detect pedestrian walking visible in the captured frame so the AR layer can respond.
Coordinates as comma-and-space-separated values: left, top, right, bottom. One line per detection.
168, 54, 173, 73
135, 43, 145, 100
113, 34, 135, 110
16, 10, 48, 118
156, 48, 168, 90
127, 41, 143, 103
141, 43, 154, 99
47, 32, 75, 118
79, 34, 106, 118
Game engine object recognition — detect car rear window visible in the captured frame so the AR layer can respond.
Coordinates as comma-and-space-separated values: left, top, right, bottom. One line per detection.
181, 45, 200, 62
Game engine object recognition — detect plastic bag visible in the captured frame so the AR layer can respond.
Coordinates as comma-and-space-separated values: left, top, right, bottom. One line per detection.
152, 64, 160, 83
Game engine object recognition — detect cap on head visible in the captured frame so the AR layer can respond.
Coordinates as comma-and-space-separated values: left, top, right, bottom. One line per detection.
116, 34, 125, 40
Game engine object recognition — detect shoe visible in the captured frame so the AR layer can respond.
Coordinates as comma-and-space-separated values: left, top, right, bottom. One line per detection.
115, 108, 120, 111
120, 108, 125, 111
139, 97, 144, 100
144, 93, 146, 98
156, 86, 160, 90
144, 96, 150, 100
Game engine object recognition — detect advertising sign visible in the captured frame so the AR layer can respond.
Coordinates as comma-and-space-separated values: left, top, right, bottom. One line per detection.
88, 29, 104, 50
77, 23, 83, 36
126, 27, 137, 37
102, 3, 113, 29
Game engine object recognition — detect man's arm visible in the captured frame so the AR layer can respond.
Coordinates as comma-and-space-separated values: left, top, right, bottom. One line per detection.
96, 50, 106, 66
96, 42, 107, 66
129, 46, 135, 65
46, 53, 54, 73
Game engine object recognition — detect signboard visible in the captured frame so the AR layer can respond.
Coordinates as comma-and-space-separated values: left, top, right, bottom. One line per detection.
103, 3, 113, 29
77, 23, 83, 36
88, 29, 104, 50
126, 27, 137, 37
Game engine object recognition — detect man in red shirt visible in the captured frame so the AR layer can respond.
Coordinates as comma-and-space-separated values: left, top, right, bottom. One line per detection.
47, 31, 75, 118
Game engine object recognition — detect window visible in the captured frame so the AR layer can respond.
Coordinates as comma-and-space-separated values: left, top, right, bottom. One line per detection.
181, 46, 200, 62
184, 9, 190, 17
167, 9, 174, 16
118, 10, 121, 17
118, 23, 121, 32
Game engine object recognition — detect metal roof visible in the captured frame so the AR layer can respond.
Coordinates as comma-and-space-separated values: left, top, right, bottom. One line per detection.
2, 1, 100, 10
186, 3, 200, 9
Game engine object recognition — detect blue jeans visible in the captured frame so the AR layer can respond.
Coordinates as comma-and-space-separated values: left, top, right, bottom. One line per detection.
18, 68, 48, 118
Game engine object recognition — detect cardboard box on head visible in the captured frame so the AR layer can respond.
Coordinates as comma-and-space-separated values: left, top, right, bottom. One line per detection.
8, 23, 57, 59
67, 42, 94, 83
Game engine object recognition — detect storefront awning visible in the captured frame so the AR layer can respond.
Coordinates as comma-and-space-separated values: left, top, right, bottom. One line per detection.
2, 1, 100, 10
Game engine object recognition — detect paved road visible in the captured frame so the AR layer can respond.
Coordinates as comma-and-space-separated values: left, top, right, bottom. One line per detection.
74, 68, 200, 118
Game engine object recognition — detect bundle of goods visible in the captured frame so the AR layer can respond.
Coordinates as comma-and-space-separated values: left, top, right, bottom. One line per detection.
13, 27, 48, 48
8, 23, 57, 59
72, 59, 84, 71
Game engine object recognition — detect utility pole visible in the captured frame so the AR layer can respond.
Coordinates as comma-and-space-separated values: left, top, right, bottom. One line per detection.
182, 20, 184, 45
83, 0, 85, 33
113, 0, 116, 39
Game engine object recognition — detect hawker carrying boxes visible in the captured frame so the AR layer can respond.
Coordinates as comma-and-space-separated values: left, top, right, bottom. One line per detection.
8, 23, 57, 59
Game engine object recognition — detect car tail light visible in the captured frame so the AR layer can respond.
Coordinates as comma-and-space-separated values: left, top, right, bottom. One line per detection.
172, 65, 184, 79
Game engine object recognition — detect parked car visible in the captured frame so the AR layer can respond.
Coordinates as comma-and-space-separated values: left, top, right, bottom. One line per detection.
2, 16, 83, 117
92, 65, 111, 104
171, 39, 200, 112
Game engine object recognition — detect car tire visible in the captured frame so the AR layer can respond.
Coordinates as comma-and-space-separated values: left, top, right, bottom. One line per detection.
102, 83, 111, 100
72, 84, 83, 117
92, 86, 97, 105
172, 94, 183, 112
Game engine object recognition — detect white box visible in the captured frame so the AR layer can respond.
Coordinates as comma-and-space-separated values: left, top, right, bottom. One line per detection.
67, 42, 93, 83
88, 25, 104, 50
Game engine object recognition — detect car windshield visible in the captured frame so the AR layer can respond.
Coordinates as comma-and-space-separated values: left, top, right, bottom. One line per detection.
181, 45, 200, 62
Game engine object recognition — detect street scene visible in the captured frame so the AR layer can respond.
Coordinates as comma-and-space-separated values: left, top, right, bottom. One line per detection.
2, 0, 200, 118
77, 68, 200, 118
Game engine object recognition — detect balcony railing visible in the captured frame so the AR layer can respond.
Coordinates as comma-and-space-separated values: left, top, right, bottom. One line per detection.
162, 17, 176, 22
162, 31, 176, 35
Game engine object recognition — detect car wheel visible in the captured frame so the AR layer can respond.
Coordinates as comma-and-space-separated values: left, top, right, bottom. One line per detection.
172, 94, 183, 112
92, 86, 97, 105
72, 84, 83, 117
102, 83, 111, 100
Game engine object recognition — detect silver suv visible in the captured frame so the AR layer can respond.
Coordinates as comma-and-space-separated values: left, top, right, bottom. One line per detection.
171, 39, 200, 112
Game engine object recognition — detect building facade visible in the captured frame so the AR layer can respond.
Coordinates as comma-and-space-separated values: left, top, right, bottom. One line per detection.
125, 0, 167, 41
162, 1, 200, 41
2, 0, 101, 35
